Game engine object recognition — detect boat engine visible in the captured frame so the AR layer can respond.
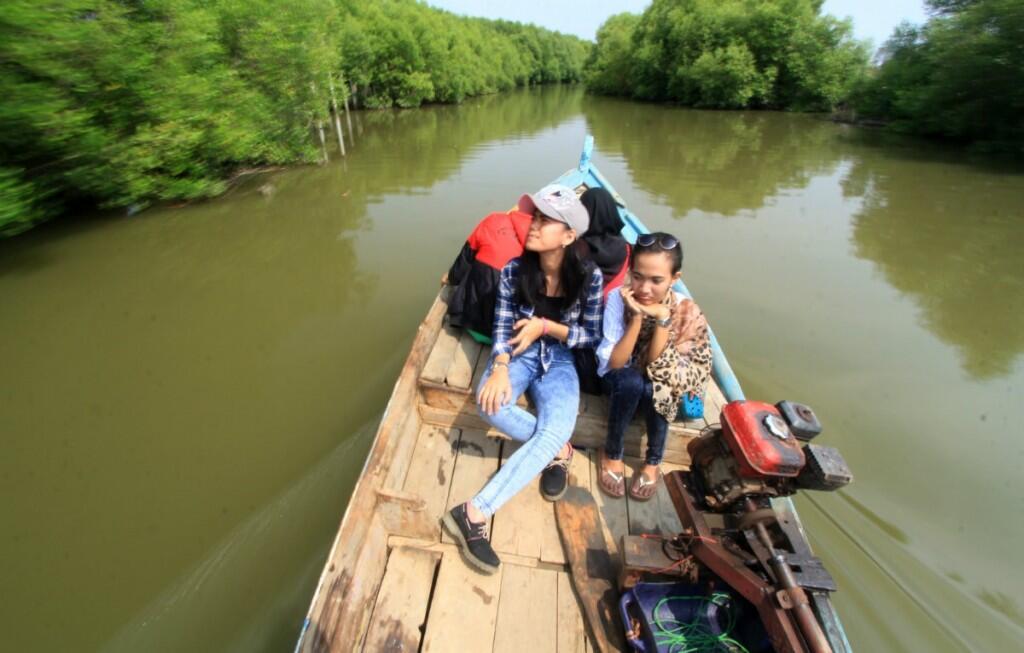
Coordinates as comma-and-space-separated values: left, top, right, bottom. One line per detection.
660, 400, 853, 653
688, 400, 852, 510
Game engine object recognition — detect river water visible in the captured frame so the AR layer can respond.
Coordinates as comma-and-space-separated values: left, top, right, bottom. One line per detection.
1, 85, 1021, 652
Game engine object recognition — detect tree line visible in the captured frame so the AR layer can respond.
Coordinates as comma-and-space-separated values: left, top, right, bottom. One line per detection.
850, 0, 1023, 153
583, 0, 1023, 154
584, 0, 871, 111
0, 0, 589, 236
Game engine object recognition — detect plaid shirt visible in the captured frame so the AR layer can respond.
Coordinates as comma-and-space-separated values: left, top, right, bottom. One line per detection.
492, 258, 604, 371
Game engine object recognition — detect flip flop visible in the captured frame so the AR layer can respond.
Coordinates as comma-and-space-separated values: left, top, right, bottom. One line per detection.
598, 467, 626, 498
629, 469, 660, 502
597, 452, 626, 499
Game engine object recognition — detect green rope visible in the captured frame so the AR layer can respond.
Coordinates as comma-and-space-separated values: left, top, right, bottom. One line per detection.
649, 592, 751, 653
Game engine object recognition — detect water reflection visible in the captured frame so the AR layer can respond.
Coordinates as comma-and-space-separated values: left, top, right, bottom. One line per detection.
348, 83, 584, 190
841, 142, 1024, 379
583, 97, 843, 217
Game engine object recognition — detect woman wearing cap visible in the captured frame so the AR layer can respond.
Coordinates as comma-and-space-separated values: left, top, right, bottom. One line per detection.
594, 232, 712, 501
442, 184, 603, 575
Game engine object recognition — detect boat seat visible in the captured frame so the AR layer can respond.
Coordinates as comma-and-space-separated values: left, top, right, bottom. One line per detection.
417, 320, 727, 466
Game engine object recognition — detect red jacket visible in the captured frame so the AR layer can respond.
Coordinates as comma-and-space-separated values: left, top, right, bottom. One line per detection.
467, 210, 532, 270
446, 210, 532, 335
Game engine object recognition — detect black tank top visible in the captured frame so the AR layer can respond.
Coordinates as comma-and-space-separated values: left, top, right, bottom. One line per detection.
533, 294, 565, 322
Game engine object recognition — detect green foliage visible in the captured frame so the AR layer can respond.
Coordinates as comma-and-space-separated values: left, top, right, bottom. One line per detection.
0, 169, 43, 236
0, 0, 588, 236
852, 0, 1024, 152
584, 13, 640, 95
584, 0, 870, 111
334, 2, 587, 109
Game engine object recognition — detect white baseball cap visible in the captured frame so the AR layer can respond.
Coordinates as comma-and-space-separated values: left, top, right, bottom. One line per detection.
518, 184, 589, 235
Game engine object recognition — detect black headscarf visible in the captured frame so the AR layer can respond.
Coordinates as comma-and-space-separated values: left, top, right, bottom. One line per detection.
580, 187, 629, 283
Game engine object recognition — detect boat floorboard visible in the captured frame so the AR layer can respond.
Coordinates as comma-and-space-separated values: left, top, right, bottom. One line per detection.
354, 317, 725, 651
300, 298, 730, 652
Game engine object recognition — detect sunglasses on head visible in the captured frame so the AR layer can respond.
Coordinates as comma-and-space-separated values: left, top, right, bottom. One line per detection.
636, 233, 679, 250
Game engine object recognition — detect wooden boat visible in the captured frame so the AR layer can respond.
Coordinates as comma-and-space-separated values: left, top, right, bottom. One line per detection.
295, 136, 851, 652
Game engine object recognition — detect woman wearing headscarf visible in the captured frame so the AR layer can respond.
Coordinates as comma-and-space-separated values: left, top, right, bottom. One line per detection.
580, 187, 630, 295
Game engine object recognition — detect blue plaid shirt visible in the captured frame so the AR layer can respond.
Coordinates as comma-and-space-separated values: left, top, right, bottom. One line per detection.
491, 258, 604, 371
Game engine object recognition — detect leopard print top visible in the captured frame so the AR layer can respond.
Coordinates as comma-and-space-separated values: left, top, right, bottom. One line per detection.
631, 293, 713, 422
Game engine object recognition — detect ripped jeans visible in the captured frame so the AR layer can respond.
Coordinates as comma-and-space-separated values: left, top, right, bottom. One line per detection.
471, 341, 579, 517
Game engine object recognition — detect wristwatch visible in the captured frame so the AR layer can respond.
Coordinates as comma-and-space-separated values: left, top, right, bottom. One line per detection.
656, 315, 672, 329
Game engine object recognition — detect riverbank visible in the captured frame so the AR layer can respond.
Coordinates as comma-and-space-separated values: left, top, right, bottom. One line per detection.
0, 0, 589, 237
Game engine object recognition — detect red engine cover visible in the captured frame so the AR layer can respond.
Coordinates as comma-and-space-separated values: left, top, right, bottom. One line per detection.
721, 400, 805, 478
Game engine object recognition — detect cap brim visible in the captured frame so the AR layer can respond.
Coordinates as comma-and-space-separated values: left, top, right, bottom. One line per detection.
517, 193, 536, 215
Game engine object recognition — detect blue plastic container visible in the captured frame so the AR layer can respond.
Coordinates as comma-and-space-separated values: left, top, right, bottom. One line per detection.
680, 393, 704, 420
619, 582, 727, 652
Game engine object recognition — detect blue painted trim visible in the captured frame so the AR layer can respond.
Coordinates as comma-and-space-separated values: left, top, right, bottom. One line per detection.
578, 135, 594, 172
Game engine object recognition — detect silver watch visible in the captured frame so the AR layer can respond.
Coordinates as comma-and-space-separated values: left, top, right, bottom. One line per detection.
656, 315, 672, 328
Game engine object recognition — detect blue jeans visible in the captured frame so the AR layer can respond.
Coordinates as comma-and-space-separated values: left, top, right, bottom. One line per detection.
602, 366, 669, 466
471, 341, 579, 517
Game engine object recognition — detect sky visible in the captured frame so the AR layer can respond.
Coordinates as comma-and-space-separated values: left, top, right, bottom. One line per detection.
426, 0, 930, 49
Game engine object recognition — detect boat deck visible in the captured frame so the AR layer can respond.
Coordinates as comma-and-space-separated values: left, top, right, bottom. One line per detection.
300, 147, 848, 652
350, 318, 728, 652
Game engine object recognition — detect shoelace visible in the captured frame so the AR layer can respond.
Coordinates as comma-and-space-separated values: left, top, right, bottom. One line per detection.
466, 515, 490, 542
546, 448, 574, 471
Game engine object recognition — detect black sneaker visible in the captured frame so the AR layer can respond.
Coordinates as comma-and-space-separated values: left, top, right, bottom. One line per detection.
540, 446, 573, 502
441, 503, 500, 574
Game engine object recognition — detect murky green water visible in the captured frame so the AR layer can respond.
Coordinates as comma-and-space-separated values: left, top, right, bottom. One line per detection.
1, 86, 1022, 652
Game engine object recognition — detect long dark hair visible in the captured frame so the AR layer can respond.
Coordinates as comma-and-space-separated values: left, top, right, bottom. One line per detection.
516, 239, 593, 309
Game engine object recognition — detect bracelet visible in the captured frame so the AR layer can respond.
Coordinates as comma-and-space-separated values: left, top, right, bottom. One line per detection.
492, 360, 509, 370
541, 317, 548, 336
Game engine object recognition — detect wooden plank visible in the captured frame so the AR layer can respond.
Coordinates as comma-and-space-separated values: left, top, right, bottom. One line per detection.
580, 393, 608, 419
569, 445, 593, 492
557, 571, 588, 653
446, 330, 482, 390
555, 486, 629, 653
704, 381, 727, 423
421, 551, 503, 653
418, 401, 506, 439
587, 449, 629, 559
489, 446, 548, 564
470, 345, 492, 394
539, 502, 566, 565
375, 488, 436, 541
363, 546, 440, 652
421, 323, 461, 384
657, 460, 687, 535
419, 399, 695, 466
381, 401, 428, 494
419, 383, 478, 421
386, 536, 566, 572
309, 518, 390, 652
441, 429, 501, 545
400, 425, 460, 541
624, 456, 662, 536
542, 445, 595, 565
493, 564, 559, 653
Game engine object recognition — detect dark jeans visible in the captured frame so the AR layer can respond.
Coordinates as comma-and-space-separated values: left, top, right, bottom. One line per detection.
602, 366, 669, 466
